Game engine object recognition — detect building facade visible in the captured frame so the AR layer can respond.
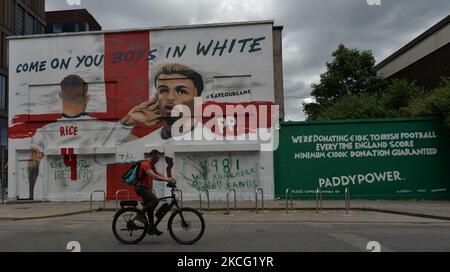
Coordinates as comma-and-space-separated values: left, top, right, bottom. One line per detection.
1, 0, 46, 197
45, 9, 101, 34
8, 21, 283, 202
376, 14, 450, 90
1, 0, 45, 145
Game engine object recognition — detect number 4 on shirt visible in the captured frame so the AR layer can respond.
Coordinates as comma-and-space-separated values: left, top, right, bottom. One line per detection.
61, 148, 77, 181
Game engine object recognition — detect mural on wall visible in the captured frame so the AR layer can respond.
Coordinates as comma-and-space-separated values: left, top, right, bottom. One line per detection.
26, 74, 132, 199
8, 23, 277, 201
175, 152, 259, 199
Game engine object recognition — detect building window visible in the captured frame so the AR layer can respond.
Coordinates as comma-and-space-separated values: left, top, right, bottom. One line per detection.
0, 34, 6, 68
34, 19, 44, 34
62, 23, 76, 32
0, 75, 7, 110
78, 22, 86, 32
45, 24, 52, 33
1, 33, 9, 67
8, 0, 15, 31
0, 127, 7, 149
16, 6, 25, 35
53, 24, 62, 33
26, 14, 34, 35
4, 35, 7, 68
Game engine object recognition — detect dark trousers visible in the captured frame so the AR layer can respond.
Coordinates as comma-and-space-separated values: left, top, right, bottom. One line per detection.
135, 186, 158, 226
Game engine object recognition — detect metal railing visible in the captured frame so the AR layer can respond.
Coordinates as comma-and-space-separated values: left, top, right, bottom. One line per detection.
316, 188, 323, 213
285, 188, 293, 213
174, 189, 183, 208
255, 188, 264, 213
225, 189, 237, 215
115, 189, 130, 211
89, 190, 106, 212
198, 189, 210, 211
345, 187, 351, 214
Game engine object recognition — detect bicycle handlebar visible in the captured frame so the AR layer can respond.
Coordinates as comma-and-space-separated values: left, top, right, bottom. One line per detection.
167, 180, 177, 188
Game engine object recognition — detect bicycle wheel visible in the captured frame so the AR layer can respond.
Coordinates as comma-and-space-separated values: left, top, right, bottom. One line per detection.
168, 207, 205, 245
112, 207, 148, 244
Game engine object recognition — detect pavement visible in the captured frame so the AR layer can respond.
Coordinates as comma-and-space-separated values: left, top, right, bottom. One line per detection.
1, 199, 450, 221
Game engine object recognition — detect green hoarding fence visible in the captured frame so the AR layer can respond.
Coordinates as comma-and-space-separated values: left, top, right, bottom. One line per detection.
274, 117, 450, 200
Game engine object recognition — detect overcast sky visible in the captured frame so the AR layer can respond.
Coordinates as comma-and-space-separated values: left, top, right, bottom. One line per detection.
46, 0, 450, 121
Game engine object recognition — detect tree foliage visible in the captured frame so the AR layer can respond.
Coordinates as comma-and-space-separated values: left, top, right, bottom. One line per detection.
407, 80, 450, 130
305, 44, 386, 119
312, 79, 425, 121
303, 44, 450, 131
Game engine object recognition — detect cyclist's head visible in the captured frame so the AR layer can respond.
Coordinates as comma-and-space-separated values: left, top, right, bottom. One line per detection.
149, 149, 161, 163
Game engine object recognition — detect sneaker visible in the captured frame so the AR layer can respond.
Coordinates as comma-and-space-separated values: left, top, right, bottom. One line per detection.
148, 226, 163, 236
134, 213, 148, 224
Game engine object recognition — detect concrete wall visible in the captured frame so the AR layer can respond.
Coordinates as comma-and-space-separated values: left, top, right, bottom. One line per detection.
273, 26, 284, 121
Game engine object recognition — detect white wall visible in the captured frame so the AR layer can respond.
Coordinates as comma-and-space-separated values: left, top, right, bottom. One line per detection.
8, 22, 277, 202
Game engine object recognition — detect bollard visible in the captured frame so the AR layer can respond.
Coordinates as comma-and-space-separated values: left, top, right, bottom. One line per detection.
255, 188, 264, 213
90, 190, 106, 212
285, 188, 293, 214
320, 188, 323, 211
345, 188, 351, 214
316, 188, 323, 214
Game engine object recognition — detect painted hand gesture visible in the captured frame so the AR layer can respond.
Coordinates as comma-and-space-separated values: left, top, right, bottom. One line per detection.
121, 96, 161, 127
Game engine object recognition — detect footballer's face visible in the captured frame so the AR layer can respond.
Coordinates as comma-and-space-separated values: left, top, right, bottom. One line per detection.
156, 73, 197, 118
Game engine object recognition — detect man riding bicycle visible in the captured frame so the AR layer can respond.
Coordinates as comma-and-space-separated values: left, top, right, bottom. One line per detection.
135, 149, 175, 236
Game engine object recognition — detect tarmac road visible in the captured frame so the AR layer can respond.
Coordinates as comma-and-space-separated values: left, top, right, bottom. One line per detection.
0, 210, 449, 252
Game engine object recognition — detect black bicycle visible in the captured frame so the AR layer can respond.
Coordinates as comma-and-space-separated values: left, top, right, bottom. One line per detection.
112, 182, 205, 245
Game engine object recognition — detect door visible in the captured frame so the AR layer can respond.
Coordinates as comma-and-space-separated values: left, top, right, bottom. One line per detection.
17, 159, 32, 200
